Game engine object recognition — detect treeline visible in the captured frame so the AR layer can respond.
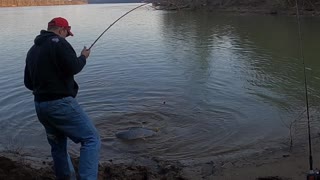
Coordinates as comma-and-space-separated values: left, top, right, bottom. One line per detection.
0, 0, 88, 7
205, 0, 320, 9
153, 0, 320, 10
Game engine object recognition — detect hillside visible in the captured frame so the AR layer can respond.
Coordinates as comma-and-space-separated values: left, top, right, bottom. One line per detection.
152, 0, 320, 15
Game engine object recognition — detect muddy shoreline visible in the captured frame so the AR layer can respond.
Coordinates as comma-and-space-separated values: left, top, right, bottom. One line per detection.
1, 137, 318, 180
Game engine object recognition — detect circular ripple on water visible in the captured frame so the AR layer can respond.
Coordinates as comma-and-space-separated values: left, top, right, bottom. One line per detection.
91, 109, 248, 161
96, 111, 168, 139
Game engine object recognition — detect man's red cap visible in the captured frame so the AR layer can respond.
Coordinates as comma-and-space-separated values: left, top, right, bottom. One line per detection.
48, 17, 73, 37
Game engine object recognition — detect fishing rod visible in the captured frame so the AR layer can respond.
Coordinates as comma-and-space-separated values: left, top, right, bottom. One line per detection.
296, 0, 320, 178
295, 0, 312, 170
88, 3, 150, 50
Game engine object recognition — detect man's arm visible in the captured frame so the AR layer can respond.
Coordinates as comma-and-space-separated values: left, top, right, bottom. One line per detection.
24, 63, 33, 91
56, 38, 89, 75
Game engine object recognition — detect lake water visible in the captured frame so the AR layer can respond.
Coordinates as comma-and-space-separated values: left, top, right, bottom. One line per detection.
1, 3, 320, 162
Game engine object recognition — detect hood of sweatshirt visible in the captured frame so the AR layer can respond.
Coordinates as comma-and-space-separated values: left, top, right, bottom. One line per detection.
34, 30, 58, 45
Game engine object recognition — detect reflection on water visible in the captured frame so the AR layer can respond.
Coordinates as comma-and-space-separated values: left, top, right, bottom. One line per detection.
1, 4, 320, 161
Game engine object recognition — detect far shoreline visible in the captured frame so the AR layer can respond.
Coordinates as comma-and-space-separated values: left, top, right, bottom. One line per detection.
0, 2, 320, 17
0, 4, 86, 8
1, 2, 320, 17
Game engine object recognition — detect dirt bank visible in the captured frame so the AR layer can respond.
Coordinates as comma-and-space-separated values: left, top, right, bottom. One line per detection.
1, 138, 319, 180
0, 152, 186, 180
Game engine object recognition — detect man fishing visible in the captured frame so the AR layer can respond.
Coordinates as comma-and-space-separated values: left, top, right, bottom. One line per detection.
24, 17, 101, 180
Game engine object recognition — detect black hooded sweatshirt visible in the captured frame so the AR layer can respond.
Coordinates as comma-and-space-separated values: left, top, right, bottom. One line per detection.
24, 30, 86, 102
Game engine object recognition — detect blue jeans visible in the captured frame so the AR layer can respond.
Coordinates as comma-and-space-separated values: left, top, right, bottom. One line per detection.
35, 97, 101, 180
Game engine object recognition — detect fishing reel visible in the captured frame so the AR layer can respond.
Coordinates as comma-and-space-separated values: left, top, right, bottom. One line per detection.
307, 170, 320, 180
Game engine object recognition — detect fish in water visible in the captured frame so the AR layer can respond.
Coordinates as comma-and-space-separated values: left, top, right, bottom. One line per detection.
115, 127, 157, 140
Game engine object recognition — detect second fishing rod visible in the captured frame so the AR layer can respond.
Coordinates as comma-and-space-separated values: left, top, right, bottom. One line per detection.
295, 0, 320, 179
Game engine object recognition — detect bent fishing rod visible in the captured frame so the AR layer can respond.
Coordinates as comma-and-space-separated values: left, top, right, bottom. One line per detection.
88, 3, 150, 50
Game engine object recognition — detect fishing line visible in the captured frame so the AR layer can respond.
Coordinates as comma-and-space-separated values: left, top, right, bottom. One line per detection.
88, 3, 150, 50
295, 0, 314, 173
